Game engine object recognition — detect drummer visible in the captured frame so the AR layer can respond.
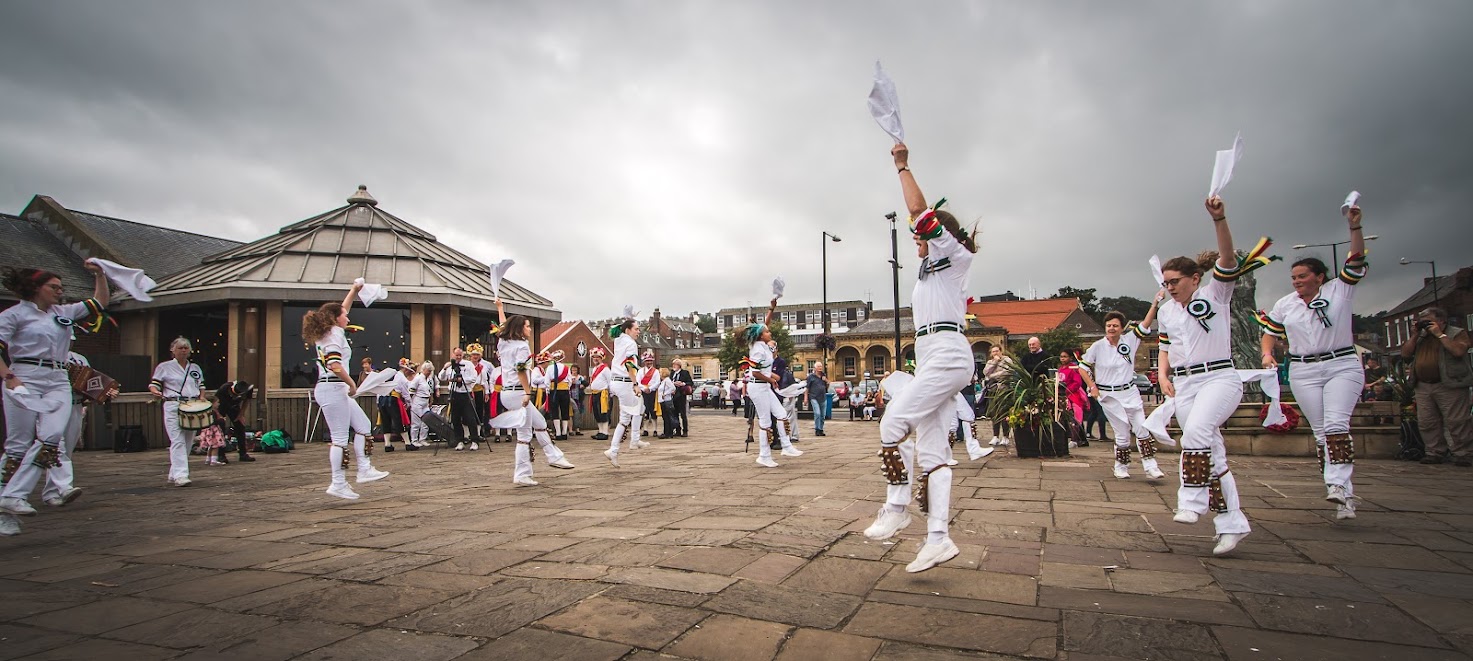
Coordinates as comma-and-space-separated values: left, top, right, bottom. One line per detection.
148, 337, 206, 487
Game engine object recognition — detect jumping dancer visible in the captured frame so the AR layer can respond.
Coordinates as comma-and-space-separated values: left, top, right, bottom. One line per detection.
604, 315, 650, 466
487, 298, 574, 486
301, 282, 390, 500
1081, 294, 1166, 480
743, 298, 802, 468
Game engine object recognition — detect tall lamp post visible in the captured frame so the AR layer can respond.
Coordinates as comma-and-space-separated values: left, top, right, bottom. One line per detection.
1291, 234, 1379, 266
821, 231, 842, 367
1401, 258, 1440, 305
886, 212, 902, 374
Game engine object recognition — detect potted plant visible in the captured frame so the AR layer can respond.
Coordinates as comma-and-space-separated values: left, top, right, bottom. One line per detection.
986, 362, 1069, 458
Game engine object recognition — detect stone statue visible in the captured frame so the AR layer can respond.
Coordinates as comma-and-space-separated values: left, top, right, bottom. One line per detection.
1230, 257, 1265, 399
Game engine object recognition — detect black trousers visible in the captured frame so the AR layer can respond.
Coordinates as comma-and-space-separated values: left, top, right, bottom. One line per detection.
672, 392, 688, 434
551, 389, 572, 422
642, 392, 658, 421
221, 414, 252, 458
449, 391, 479, 442
662, 401, 678, 436
590, 391, 610, 423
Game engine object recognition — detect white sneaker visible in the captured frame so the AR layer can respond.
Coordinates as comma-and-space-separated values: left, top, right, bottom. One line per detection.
1213, 532, 1249, 556
604, 449, 619, 467
469, 442, 479, 451
1173, 510, 1199, 524
548, 459, 575, 469
43, 496, 65, 507
863, 508, 912, 540
1145, 466, 1167, 479
1325, 484, 1349, 505
989, 436, 1001, 446
514, 476, 539, 487
756, 456, 779, 468
969, 447, 995, 461
0, 513, 18, 536
454, 442, 466, 451
325, 483, 360, 500
173, 477, 192, 487
906, 538, 961, 573
57, 487, 83, 505
1336, 499, 1357, 520
1068, 441, 1079, 449
999, 437, 1012, 447
4, 497, 39, 516
632, 440, 651, 450
946, 458, 959, 466
780, 447, 803, 458
1113, 465, 1130, 479
356, 467, 390, 484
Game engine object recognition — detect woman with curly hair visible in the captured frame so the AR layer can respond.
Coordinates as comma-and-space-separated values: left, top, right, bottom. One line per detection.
488, 298, 574, 485
0, 260, 109, 530
301, 282, 389, 500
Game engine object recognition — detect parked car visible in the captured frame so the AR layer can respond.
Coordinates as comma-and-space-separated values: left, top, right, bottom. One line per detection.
692, 380, 724, 407
831, 380, 852, 406
1133, 373, 1152, 396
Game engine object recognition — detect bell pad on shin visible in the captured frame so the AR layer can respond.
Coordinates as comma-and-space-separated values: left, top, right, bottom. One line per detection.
1315, 443, 1326, 472
1138, 437, 1157, 458
879, 446, 908, 486
33, 445, 62, 469
1208, 471, 1229, 513
341, 450, 351, 470
1326, 435, 1354, 465
1, 456, 19, 484
914, 465, 946, 515
1115, 447, 1132, 466
364, 437, 374, 457
947, 430, 957, 447
1181, 450, 1212, 488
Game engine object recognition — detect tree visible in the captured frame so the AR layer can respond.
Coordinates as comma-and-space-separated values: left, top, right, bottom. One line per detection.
1098, 295, 1153, 323
717, 320, 796, 376
695, 314, 717, 334
1052, 286, 1100, 316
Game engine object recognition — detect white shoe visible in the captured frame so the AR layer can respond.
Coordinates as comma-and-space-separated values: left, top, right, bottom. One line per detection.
989, 436, 1001, 446
0, 497, 35, 516
1336, 499, 1357, 520
454, 442, 466, 451
632, 440, 651, 450
906, 538, 961, 573
548, 459, 575, 469
999, 437, 1012, 447
1213, 532, 1249, 556
57, 487, 83, 505
43, 496, 65, 507
863, 508, 912, 540
780, 447, 803, 457
1325, 484, 1349, 505
1068, 441, 1079, 449
1113, 465, 1130, 479
0, 513, 18, 536
469, 442, 479, 451
756, 456, 779, 468
969, 447, 995, 461
356, 467, 390, 484
604, 449, 619, 467
1173, 510, 1199, 524
325, 483, 360, 500
946, 458, 959, 466
514, 476, 539, 487
1145, 466, 1167, 479
172, 477, 192, 487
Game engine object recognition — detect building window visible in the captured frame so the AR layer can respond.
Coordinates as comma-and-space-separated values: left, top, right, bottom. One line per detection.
693, 365, 703, 379
806, 360, 816, 372
872, 355, 887, 374
844, 356, 856, 376
723, 315, 733, 329
847, 307, 858, 323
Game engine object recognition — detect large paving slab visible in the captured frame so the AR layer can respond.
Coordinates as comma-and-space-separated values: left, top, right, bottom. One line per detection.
3, 410, 1472, 658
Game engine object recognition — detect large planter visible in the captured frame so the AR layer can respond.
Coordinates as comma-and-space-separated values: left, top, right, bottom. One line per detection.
1014, 422, 1070, 459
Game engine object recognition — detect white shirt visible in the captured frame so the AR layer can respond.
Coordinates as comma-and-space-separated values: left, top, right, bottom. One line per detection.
391, 371, 412, 399
611, 335, 639, 379
0, 299, 100, 363
315, 326, 351, 380
911, 217, 974, 329
1082, 323, 1150, 388
658, 377, 675, 402
439, 359, 481, 393
1157, 276, 1234, 367
497, 339, 532, 387
151, 358, 204, 399
637, 365, 660, 390
1263, 277, 1359, 356
530, 364, 551, 389
747, 341, 774, 380
408, 373, 436, 405
588, 362, 612, 389
466, 359, 493, 391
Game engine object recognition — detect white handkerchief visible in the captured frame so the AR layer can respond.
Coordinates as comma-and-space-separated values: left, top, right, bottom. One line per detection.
1142, 398, 1180, 447
488, 259, 515, 299
1207, 132, 1244, 198
772, 276, 786, 299
777, 382, 808, 399
89, 258, 156, 302
490, 405, 528, 430
1236, 369, 1288, 427
6, 385, 63, 414
622, 305, 639, 319
353, 278, 387, 307
1148, 255, 1165, 288
879, 370, 913, 403
1341, 190, 1361, 216
867, 61, 904, 144
355, 368, 400, 397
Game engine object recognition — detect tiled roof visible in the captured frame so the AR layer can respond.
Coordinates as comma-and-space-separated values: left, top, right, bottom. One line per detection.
540, 321, 578, 347
0, 214, 95, 301
1385, 268, 1468, 317
969, 298, 1082, 335
714, 300, 869, 316
66, 209, 243, 279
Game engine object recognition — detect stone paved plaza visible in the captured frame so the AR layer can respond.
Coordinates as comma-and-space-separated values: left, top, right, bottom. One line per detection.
2, 411, 1473, 660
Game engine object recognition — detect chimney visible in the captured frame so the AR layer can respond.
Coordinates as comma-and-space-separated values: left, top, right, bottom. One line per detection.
652, 308, 662, 335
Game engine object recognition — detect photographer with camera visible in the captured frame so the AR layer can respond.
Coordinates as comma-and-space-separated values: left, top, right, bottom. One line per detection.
1399, 307, 1473, 466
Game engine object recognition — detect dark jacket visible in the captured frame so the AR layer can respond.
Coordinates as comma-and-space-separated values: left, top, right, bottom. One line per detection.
805, 372, 829, 401
1020, 351, 1050, 377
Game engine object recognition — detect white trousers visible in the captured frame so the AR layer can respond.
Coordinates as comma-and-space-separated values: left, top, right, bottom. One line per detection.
162, 401, 195, 482
881, 333, 972, 539
499, 390, 566, 481
953, 394, 986, 458
1099, 388, 1160, 472
409, 400, 431, 444
1289, 356, 1362, 492
41, 402, 85, 501
608, 381, 644, 454
750, 383, 793, 459
3, 365, 71, 458
315, 382, 373, 487
782, 396, 800, 440
1174, 370, 1250, 535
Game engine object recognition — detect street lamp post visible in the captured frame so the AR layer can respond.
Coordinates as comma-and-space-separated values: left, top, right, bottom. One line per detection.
1400, 258, 1440, 305
821, 231, 842, 367
886, 212, 902, 374
1290, 235, 1379, 266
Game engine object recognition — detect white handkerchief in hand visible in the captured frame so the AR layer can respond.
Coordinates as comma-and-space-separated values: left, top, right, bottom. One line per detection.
1149, 255, 1165, 289
356, 368, 400, 397
1236, 369, 1288, 427
353, 278, 387, 307
879, 370, 913, 402
1143, 398, 1179, 447
1207, 132, 1244, 198
777, 383, 808, 399
89, 258, 157, 302
772, 276, 786, 300
6, 385, 63, 414
488, 259, 515, 299
868, 61, 904, 143
622, 305, 639, 319
1341, 190, 1361, 216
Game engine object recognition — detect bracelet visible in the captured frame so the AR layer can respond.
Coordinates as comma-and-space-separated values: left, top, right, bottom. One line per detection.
1349, 225, 1363, 231
1211, 216, 1227, 222
897, 166, 910, 173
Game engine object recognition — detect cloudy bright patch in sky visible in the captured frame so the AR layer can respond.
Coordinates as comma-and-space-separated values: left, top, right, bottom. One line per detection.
1, 1, 1468, 319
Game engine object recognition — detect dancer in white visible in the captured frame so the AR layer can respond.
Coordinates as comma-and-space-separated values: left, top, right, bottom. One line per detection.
489, 298, 574, 486
301, 282, 390, 500
1258, 203, 1367, 520
1157, 196, 1273, 555
148, 337, 205, 486
406, 361, 436, 449
1081, 296, 1167, 480
0, 261, 109, 530
379, 359, 414, 452
743, 299, 802, 468
952, 388, 993, 461
43, 352, 111, 506
604, 315, 650, 466
863, 142, 978, 572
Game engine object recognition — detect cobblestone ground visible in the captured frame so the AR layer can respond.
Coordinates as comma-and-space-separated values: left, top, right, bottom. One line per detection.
2, 410, 1472, 660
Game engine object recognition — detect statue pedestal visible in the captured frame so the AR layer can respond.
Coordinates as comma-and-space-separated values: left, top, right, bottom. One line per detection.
1147, 401, 1402, 459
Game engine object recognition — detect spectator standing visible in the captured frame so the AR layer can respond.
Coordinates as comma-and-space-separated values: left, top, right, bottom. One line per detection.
1020, 336, 1049, 377
1399, 307, 1473, 466
1362, 357, 1386, 402
670, 359, 693, 437
983, 345, 1014, 446
805, 362, 830, 436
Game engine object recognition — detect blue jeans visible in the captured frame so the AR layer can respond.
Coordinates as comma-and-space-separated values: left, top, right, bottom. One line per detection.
824, 393, 834, 420
812, 395, 826, 433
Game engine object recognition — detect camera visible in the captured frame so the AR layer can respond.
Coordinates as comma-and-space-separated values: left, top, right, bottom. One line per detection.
1417, 319, 1433, 332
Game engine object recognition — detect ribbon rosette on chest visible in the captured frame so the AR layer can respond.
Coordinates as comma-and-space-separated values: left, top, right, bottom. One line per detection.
1307, 297, 1332, 328
1117, 344, 1131, 357
1186, 299, 1216, 331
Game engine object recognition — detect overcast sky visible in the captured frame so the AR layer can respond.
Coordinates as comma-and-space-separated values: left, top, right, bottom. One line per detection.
2, 1, 1468, 320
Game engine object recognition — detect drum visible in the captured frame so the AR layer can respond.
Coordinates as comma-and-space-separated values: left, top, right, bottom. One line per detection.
178, 399, 215, 430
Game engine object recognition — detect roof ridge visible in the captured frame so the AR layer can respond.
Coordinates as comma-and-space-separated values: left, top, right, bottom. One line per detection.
66, 207, 247, 245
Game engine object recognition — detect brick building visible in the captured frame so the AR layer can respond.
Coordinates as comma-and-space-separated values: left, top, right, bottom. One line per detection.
1381, 265, 1473, 352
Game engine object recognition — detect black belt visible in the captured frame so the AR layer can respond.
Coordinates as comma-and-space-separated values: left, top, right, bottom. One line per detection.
612, 376, 632, 382
166, 396, 195, 402
502, 385, 524, 391
915, 322, 963, 337
1170, 360, 1234, 378
1289, 347, 1356, 364
319, 375, 343, 383
12, 358, 65, 370
1098, 383, 1134, 392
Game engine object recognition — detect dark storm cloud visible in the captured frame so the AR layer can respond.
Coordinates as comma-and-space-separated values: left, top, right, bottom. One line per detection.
1, 0, 1468, 318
